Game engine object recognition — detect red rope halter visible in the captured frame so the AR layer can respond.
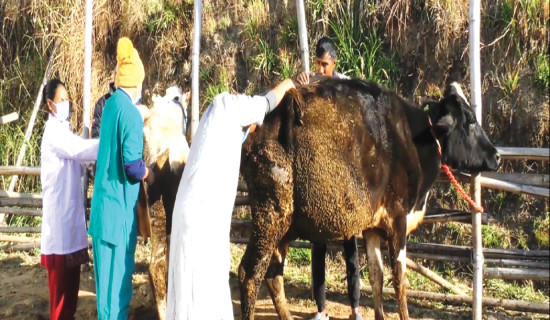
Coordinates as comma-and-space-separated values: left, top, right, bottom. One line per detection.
428, 117, 485, 213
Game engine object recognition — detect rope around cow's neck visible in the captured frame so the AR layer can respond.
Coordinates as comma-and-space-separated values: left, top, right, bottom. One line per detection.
427, 116, 485, 213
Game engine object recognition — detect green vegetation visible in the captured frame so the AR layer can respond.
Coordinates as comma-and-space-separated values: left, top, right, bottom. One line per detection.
482, 224, 511, 249
286, 247, 311, 266
534, 53, 550, 92
534, 213, 550, 248
145, 2, 181, 34
253, 39, 277, 81
280, 17, 298, 49
501, 68, 521, 97
243, 0, 266, 41
485, 278, 549, 302
329, 8, 398, 85
202, 68, 230, 110
277, 49, 297, 80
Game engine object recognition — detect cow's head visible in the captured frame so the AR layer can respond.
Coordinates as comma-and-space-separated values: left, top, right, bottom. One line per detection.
425, 82, 500, 172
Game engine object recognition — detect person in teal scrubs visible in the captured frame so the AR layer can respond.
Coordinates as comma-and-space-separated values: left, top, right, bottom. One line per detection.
89, 37, 154, 320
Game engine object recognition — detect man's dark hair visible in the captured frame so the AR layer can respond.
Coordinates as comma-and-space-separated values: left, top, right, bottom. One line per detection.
315, 37, 337, 59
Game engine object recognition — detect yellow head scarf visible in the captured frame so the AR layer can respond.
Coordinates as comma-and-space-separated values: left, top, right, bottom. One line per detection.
115, 37, 145, 88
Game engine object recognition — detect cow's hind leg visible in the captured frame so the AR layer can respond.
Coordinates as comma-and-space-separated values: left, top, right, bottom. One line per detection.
265, 241, 293, 320
388, 216, 409, 320
363, 230, 385, 320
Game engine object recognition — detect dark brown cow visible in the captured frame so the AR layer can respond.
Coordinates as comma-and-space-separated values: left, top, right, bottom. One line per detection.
238, 78, 500, 320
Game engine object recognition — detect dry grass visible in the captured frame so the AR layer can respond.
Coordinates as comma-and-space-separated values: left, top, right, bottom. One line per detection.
424, 0, 469, 59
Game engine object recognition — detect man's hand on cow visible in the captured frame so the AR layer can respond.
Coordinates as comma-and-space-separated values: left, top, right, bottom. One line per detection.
296, 71, 310, 85
271, 78, 297, 107
144, 166, 155, 185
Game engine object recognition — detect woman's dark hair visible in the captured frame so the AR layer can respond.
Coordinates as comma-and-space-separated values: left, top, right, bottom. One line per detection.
42, 79, 65, 120
315, 36, 337, 60
42, 79, 65, 107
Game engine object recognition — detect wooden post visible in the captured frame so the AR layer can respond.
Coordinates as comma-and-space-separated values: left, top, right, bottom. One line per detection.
406, 258, 469, 296
484, 267, 550, 282
189, 0, 202, 142
296, 0, 309, 73
83, 0, 93, 140
469, 0, 483, 318
81, 0, 93, 210
358, 285, 550, 314
0, 166, 41, 176
0, 112, 18, 125
496, 147, 550, 161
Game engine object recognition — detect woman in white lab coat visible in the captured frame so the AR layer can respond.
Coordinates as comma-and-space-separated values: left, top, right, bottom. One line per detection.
40, 79, 99, 320
166, 79, 295, 320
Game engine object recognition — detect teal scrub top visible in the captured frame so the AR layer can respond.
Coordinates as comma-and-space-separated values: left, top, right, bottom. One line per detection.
89, 89, 143, 247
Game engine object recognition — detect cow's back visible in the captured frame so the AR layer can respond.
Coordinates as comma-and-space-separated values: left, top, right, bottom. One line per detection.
243, 79, 422, 242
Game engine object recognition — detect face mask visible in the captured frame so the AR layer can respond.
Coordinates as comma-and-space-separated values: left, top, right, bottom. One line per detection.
52, 100, 70, 122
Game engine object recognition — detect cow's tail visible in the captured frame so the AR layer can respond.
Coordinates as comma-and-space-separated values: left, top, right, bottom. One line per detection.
276, 88, 304, 152
282, 88, 304, 126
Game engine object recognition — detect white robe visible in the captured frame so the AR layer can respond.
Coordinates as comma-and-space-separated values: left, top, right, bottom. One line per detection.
40, 115, 99, 255
166, 91, 275, 320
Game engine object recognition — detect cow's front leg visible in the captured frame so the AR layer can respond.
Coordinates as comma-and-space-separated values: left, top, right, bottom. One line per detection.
388, 216, 409, 320
239, 232, 276, 320
239, 208, 293, 320
363, 230, 385, 320
265, 241, 292, 320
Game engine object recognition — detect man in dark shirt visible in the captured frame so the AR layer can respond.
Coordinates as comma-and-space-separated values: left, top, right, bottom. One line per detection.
297, 37, 362, 320
91, 82, 116, 139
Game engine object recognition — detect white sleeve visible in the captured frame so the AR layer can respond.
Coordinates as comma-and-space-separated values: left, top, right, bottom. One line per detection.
217, 92, 276, 128
51, 132, 99, 162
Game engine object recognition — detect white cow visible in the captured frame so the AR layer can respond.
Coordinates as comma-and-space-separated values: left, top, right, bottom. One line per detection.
137, 86, 190, 172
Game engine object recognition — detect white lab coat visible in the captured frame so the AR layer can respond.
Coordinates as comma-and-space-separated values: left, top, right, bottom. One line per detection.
40, 115, 99, 255
166, 92, 275, 320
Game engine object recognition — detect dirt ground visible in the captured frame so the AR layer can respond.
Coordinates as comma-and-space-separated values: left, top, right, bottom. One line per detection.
0, 245, 546, 320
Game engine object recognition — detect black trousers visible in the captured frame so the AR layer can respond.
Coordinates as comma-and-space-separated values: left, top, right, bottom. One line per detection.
312, 236, 360, 312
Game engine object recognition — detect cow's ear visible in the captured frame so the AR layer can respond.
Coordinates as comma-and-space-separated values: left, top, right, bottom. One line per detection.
434, 113, 455, 134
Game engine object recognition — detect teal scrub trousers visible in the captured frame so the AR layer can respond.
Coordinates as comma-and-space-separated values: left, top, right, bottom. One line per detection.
92, 237, 136, 320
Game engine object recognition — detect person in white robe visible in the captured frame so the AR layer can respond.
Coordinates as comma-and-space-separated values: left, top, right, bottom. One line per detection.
166, 78, 296, 320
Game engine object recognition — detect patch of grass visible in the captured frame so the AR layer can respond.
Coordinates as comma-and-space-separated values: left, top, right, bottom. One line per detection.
499, 0, 515, 28
444, 222, 469, 245
406, 265, 445, 293
308, 0, 325, 22
253, 39, 277, 80
534, 212, 549, 248
287, 247, 311, 267
485, 278, 548, 302
280, 16, 298, 49
482, 224, 511, 249
145, 1, 182, 34
229, 243, 246, 276
534, 53, 549, 92
501, 68, 521, 97
243, 0, 266, 41
202, 68, 230, 109
218, 14, 232, 31
276, 49, 297, 80
425, 84, 443, 100
329, 7, 398, 85
520, 0, 546, 22
284, 265, 311, 285
513, 228, 530, 250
